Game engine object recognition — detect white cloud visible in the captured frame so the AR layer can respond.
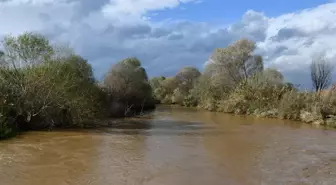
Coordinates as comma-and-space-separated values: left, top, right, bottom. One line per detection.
102, 0, 195, 17
0, 0, 336, 86
259, 3, 336, 76
0, 0, 77, 35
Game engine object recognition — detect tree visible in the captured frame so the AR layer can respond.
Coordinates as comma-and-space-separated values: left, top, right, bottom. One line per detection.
176, 67, 201, 83
2, 32, 53, 68
252, 68, 284, 87
150, 76, 165, 89
150, 76, 166, 101
104, 57, 152, 105
176, 67, 201, 93
0, 33, 105, 130
310, 53, 334, 92
208, 39, 263, 85
161, 77, 179, 95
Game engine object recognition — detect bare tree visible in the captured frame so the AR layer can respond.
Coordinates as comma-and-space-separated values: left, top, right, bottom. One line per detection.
310, 53, 334, 92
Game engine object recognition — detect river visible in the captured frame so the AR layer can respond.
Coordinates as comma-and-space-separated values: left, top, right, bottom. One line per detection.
0, 105, 336, 185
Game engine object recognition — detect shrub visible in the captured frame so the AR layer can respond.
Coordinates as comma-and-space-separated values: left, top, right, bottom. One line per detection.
172, 88, 184, 104
278, 91, 308, 120
0, 33, 106, 134
0, 55, 106, 130
217, 70, 291, 116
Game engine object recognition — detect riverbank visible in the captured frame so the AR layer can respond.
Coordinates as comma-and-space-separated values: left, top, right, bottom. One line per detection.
152, 83, 336, 128
0, 103, 156, 140
156, 90, 336, 128
157, 90, 336, 128
149, 39, 336, 129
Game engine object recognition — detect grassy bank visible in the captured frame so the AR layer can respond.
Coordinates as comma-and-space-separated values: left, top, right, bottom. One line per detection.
0, 33, 155, 140
150, 39, 336, 128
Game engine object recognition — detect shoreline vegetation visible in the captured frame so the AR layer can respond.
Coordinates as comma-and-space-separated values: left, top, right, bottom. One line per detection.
0, 33, 335, 140
0, 32, 155, 140
150, 39, 336, 129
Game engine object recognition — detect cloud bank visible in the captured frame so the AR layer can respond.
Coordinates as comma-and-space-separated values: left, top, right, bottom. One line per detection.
1, 0, 336, 87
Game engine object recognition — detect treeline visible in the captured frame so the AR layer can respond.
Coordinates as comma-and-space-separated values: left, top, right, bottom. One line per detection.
0, 33, 154, 139
150, 39, 336, 127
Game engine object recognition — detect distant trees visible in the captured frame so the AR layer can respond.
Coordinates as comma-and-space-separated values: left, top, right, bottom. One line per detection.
149, 67, 201, 105
150, 38, 307, 118
173, 67, 201, 104
176, 67, 201, 86
149, 38, 336, 127
310, 53, 334, 92
150, 76, 166, 101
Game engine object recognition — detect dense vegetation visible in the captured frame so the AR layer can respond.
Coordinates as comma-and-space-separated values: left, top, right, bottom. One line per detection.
150, 39, 336, 128
1, 33, 334, 140
0, 33, 154, 139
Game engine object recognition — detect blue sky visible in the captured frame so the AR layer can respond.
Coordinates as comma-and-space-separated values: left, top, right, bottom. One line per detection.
0, 0, 336, 88
150, 0, 331, 23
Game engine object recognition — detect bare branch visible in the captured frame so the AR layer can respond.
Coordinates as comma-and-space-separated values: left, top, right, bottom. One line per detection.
310, 53, 334, 92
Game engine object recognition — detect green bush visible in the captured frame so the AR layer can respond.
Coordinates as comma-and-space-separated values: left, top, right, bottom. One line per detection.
0, 33, 107, 135
0, 56, 106, 130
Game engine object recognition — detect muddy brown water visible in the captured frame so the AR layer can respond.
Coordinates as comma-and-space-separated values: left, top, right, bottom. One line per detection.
0, 105, 336, 185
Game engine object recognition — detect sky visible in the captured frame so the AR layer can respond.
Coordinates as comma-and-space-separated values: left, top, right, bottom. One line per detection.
1, 0, 336, 88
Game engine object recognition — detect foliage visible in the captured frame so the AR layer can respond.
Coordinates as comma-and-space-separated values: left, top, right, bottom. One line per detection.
104, 57, 154, 116
278, 91, 310, 120
208, 39, 263, 85
176, 67, 201, 90
217, 69, 291, 115
2, 32, 54, 67
150, 38, 336, 127
0, 33, 106, 138
150, 76, 166, 101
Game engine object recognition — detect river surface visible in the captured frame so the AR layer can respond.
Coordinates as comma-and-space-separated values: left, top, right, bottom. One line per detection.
1, 105, 336, 185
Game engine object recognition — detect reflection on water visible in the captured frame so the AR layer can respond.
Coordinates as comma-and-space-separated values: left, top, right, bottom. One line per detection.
0, 105, 336, 185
